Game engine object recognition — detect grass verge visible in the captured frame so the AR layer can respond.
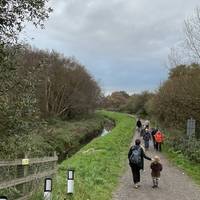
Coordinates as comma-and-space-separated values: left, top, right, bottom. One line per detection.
52, 111, 135, 200
163, 143, 200, 185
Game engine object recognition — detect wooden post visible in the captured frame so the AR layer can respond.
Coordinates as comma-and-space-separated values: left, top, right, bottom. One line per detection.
22, 154, 29, 194
53, 151, 57, 178
0, 154, 58, 199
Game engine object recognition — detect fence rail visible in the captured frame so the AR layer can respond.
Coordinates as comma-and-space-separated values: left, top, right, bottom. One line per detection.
0, 156, 58, 167
0, 152, 58, 199
0, 169, 56, 190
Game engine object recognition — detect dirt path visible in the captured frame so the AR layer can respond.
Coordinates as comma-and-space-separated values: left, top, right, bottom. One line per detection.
112, 132, 200, 200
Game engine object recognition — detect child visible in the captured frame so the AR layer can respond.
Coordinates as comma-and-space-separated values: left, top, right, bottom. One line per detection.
150, 156, 163, 188
143, 128, 151, 151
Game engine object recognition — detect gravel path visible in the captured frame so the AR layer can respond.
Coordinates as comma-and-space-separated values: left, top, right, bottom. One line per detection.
112, 132, 200, 200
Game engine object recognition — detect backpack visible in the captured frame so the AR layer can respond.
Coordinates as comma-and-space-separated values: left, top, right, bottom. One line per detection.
129, 146, 142, 165
143, 131, 150, 141
155, 131, 164, 143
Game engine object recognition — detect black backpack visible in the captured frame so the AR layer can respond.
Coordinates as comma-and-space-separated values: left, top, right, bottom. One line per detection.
129, 146, 142, 165
143, 131, 150, 141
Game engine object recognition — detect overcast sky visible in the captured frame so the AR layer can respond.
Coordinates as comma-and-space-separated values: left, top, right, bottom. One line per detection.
20, 0, 200, 94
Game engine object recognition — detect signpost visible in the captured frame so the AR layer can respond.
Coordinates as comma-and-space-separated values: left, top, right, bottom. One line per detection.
187, 118, 196, 137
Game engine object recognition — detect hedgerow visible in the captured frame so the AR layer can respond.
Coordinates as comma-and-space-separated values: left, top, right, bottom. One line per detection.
166, 135, 200, 163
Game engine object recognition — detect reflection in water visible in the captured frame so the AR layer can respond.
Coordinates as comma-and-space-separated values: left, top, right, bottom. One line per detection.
101, 128, 110, 136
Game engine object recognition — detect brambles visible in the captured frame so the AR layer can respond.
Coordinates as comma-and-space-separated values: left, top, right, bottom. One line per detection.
166, 135, 200, 163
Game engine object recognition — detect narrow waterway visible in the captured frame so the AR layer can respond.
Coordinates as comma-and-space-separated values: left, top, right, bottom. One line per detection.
101, 128, 110, 136
59, 118, 115, 162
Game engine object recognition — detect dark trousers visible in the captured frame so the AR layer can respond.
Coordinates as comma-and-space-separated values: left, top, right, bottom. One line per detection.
152, 138, 156, 149
156, 142, 162, 151
130, 165, 140, 184
144, 140, 149, 150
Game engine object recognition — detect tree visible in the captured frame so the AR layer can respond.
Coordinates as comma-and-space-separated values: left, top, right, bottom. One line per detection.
152, 64, 200, 134
168, 8, 200, 67
0, 0, 52, 95
0, 0, 52, 137
12, 46, 101, 119
102, 91, 129, 111
184, 7, 200, 62
124, 91, 154, 116
0, 0, 52, 44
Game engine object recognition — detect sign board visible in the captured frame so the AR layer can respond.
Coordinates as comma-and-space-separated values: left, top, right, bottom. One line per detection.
187, 118, 196, 137
22, 159, 29, 165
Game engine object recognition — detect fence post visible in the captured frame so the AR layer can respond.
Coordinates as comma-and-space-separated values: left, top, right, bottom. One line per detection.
22, 153, 29, 194
0, 154, 58, 200
53, 152, 57, 170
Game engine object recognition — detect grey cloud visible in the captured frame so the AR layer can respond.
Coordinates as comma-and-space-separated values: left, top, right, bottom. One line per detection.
21, 0, 200, 94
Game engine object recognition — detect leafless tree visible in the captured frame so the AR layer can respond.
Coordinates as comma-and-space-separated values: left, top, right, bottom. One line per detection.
184, 8, 200, 62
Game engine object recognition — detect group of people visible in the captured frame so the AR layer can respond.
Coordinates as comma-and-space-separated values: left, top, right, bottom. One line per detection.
136, 118, 165, 152
128, 118, 164, 189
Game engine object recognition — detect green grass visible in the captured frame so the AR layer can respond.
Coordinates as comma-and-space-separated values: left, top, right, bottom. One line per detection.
1, 113, 105, 200
163, 144, 200, 185
52, 111, 135, 200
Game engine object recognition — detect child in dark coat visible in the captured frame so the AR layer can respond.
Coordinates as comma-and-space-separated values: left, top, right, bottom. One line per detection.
150, 156, 163, 188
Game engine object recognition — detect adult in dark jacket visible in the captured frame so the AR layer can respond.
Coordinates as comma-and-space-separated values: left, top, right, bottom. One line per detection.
136, 118, 142, 129
136, 118, 142, 134
143, 128, 151, 150
128, 139, 152, 188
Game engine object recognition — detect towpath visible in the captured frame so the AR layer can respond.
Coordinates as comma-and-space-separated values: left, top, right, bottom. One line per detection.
112, 131, 200, 200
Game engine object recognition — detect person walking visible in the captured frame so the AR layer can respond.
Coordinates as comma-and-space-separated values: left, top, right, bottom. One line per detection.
128, 139, 152, 188
143, 128, 151, 151
154, 129, 165, 152
140, 126, 146, 137
151, 128, 158, 150
150, 155, 163, 188
136, 118, 142, 134
144, 120, 150, 129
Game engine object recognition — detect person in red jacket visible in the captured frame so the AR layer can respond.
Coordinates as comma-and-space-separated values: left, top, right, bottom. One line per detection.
154, 129, 164, 152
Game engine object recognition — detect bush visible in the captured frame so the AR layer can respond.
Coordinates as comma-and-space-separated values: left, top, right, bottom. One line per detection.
166, 135, 200, 163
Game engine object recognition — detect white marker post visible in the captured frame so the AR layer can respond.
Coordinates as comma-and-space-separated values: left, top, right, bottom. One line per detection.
44, 178, 52, 200
0, 196, 8, 200
67, 169, 75, 195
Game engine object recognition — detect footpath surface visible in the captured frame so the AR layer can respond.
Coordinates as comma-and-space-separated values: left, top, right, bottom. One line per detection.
112, 132, 200, 200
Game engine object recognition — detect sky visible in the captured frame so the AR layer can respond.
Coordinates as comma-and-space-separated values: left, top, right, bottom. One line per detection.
20, 0, 200, 95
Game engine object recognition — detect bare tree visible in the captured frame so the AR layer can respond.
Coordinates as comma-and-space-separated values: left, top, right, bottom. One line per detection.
184, 7, 200, 62
168, 7, 200, 68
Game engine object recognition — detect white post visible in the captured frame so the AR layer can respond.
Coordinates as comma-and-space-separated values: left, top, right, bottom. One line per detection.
44, 192, 51, 200
44, 178, 52, 200
67, 169, 75, 194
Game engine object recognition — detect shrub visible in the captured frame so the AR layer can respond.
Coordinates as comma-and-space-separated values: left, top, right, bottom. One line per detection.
166, 135, 200, 163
